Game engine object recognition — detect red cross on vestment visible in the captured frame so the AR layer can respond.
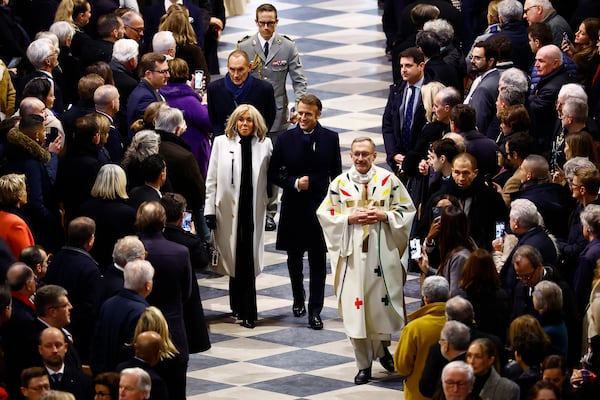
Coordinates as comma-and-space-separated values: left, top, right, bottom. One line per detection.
355, 297, 363, 309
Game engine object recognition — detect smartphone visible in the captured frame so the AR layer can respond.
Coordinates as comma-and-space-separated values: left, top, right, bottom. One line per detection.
7, 57, 21, 69
432, 206, 442, 220
410, 238, 422, 260
194, 70, 204, 91
182, 211, 193, 232
495, 221, 505, 239
562, 31, 569, 43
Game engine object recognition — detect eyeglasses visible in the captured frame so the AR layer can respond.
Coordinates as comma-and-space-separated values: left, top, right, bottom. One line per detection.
125, 25, 144, 33
443, 380, 470, 388
524, 5, 539, 14
469, 55, 486, 61
516, 270, 537, 282
351, 152, 374, 159
28, 384, 50, 392
256, 20, 277, 27
153, 69, 170, 75
95, 392, 111, 397
50, 301, 71, 309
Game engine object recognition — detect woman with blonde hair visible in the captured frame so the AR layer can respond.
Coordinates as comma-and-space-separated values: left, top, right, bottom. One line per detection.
40, 391, 75, 400
205, 104, 271, 329
129, 101, 169, 136
0, 173, 34, 258
158, 6, 210, 82
134, 306, 185, 400
77, 164, 136, 268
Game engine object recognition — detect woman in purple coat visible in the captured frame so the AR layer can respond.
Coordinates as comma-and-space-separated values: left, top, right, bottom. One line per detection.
160, 58, 212, 177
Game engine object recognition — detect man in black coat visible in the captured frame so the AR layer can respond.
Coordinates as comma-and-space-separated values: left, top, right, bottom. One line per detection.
527, 45, 576, 153
45, 217, 102, 364
512, 155, 571, 238
1, 263, 38, 399
100, 235, 146, 303
491, 0, 534, 73
497, 198, 559, 296
128, 154, 166, 212
137, 201, 209, 399
80, 14, 125, 67
91, 259, 153, 375
206, 50, 276, 136
383, 47, 429, 176
268, 94, 341, 330
38, 327, 93, 400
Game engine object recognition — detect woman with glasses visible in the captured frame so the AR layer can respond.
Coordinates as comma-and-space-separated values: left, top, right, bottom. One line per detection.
205, 104, 272, 329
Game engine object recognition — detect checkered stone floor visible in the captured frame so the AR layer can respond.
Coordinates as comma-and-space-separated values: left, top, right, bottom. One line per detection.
187, 0, 422, 398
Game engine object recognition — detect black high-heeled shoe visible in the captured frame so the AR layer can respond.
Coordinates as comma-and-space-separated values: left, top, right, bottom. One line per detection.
241, 320, 255, 329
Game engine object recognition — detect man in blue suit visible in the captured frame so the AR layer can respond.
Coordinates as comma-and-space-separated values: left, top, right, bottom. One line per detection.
268, 94, 342, 330
206, 50, 276, 136
126, 52, 169, 139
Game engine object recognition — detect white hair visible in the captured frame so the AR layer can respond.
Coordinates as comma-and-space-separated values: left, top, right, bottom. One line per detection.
112, 39, 139, 63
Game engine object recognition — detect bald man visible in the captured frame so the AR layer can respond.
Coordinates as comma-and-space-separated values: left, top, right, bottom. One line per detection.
94, 84, 124, 162
527, 45, 575, 153
116, 331, 169, 400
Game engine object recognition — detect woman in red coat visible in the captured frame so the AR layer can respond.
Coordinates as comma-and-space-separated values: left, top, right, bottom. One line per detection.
0, 173, 34, 258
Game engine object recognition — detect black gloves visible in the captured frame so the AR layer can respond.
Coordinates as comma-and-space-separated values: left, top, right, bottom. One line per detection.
205, 215, 216, 230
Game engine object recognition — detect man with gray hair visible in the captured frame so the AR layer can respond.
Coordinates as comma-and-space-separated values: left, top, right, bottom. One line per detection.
122, 10, 145, 44
528, 44, 576, 152
490, 0, 533, 72
440, 361, 476, 400
91, 259, 154, 375
18, 38, 65, 115
102, 235, 146, 301
495, 198, 558, 294
119, 367, 151, 400
94, 84, 124, 162
419, 317, 471, 398
513, 154, 569, 238
523, 0, 573, 46
110, 38, 139, 111
395, 276, 449, 400
151, 31, 176, 61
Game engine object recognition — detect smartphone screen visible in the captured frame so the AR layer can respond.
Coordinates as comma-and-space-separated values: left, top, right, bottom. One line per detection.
432, 206, 442, 220
410, 238, 422, 260
495, 221, 505, 239
194, 70, 204, 91
182, 211, 193, 232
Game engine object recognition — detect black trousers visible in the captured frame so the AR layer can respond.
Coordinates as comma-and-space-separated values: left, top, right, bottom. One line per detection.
287, 248, 326, 316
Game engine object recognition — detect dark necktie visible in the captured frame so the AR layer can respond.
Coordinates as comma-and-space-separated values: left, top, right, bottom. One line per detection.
402, 85, 416, 152
264, 42, 269, 58
51, 373, 63, 385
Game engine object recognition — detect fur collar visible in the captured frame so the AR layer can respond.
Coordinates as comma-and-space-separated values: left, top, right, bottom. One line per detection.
7, 128, 51, 163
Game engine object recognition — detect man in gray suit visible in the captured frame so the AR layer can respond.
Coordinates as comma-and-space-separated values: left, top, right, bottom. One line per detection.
237, 3, 308, 231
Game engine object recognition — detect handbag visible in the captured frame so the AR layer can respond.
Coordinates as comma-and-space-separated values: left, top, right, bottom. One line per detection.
209, 231, 219, 269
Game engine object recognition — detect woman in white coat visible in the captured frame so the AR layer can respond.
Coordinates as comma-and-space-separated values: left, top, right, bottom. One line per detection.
204, 104, 272, 329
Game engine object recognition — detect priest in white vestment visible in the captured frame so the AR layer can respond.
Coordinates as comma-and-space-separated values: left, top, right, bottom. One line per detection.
317, 137, 416, 385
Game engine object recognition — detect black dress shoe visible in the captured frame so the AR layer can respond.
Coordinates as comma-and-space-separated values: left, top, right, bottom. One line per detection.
354, 368, 371, 385
379, 347, 395, 372
308, 314, 323, 330
240, 320, 255, 329
265, 216, 276, 231
292, 303, 306, 317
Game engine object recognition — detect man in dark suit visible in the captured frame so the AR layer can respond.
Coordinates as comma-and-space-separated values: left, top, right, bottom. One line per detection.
110, 38, 139, 140
2, 263, 38, 399
137, 201, 209, 399
126, 52, 169, 138
91, 259, 153, 375
464, 40, 500, 137
101, 235, 146, 302
38, 327, 93, 400
45, 217, 102, 364
206, 50, 276, 136
450, 104, 500, 179
116, 331, 170, 400
268, 94, 342, 330
491, 0, 534, 73
80, 13, 125, 67
95, 84, 124, 162
416, 31, 460, 90
383, 47, 429, 176
128, 154, 165, 212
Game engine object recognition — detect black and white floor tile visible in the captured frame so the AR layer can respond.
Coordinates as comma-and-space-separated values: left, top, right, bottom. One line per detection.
187, 1, 422, 398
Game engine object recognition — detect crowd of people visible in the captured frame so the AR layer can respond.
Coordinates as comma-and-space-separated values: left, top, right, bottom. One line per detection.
0, 0, 599, 399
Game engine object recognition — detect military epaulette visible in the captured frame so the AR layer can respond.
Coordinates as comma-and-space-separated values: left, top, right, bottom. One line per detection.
282, 34, 294, 41
237, 35, 251, 44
